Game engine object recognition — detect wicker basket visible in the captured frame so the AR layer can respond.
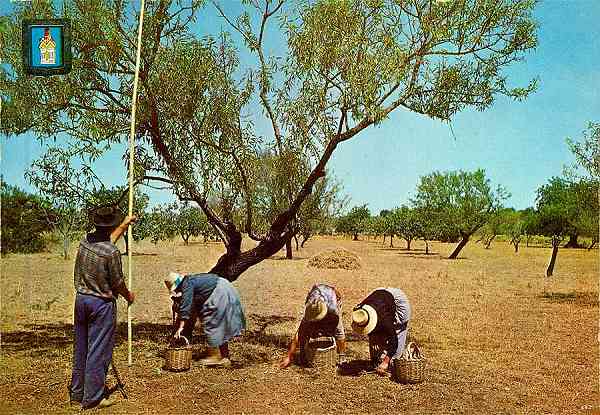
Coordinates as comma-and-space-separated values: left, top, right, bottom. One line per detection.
302, 336, 337, 368
165, 336, 192, 372
393, 342, 426, 384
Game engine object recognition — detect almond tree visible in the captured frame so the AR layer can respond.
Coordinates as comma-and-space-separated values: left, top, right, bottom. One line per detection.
412, 169, 509, 259
2, 0, 538, 280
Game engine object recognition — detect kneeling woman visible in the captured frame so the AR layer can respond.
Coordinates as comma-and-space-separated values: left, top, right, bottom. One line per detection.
166, 272, 246, 367
352, 287, 411, 376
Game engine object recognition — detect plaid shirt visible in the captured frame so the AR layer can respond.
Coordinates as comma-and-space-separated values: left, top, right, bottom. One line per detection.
73, 233, 124, 301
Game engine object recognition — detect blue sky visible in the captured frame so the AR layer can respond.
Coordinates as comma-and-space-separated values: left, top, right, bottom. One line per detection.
2, 1, 599, 215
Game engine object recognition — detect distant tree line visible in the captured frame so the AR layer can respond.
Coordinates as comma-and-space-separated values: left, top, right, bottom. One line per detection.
335, 158, 598, 277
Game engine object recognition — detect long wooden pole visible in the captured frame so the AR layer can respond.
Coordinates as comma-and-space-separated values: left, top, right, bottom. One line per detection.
127, 0, 146, 366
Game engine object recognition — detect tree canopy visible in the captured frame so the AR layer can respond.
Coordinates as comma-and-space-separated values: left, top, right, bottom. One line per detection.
1, 0, 538, 280
412, 169, 508, 258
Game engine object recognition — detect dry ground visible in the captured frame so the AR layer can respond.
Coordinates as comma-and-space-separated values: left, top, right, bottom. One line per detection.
1, 236, 598, 414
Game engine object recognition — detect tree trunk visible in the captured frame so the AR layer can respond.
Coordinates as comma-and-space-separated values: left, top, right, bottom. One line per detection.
406, 239, 412, 250
389, 235, 394, 248
448, 235, 470, 259
484, 235, 496, 249
588, 237, 598, 251
294, 235, 299, 251
382, 234, 386, 245
182, 234, 189, 245
300, 233, 310, 248
353, 233, 358, 241
546, 236, 560, 277
513, 240, 519, 253
425, 240, 429, 255
563, 234, 581, 248
209, 230, 289, 281
285, 238, 293, 259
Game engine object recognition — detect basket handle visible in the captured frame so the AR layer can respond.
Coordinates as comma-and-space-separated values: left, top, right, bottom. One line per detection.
407, 342, 423, 359
313, 336, 336, 352
172, 335, 189, 347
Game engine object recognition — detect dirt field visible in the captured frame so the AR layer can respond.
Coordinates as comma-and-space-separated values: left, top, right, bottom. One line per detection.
1, 236, 598, 414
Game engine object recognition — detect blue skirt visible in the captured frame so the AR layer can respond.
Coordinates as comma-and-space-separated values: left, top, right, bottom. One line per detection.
201, 278, 246, 347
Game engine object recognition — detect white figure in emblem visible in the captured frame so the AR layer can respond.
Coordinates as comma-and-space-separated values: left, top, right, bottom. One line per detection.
39, 27, 56, 65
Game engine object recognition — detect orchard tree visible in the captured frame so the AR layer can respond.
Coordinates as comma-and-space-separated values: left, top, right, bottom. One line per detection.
565, 122, 600, 250
534, 177, 597, 275
173, 202, 210, 245
501, 209, 525, 253
26, 147, 89, 259
337, 204, 370, 241
414, 205, 440, 255
136, 204, 178, 244
412, 169, 509, 259
2, 0, 538, 281
520, 207, 539, 247
476, 208, 513, 249
395, 206, 422, 250
1, 182, 54, 254
376, 210, 392, 244
536, 177, 590, 250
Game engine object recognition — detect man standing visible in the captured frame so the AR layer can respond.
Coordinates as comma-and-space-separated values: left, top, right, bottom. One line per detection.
69, 206, 135, 410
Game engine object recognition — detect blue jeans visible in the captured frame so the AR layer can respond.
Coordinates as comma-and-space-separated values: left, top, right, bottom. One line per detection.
69, 293, 116, 408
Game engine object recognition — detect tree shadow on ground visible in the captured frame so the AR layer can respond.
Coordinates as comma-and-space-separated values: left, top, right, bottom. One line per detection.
398, 251, 439, 257
3, 322, 177, 356
2, 323, 73, 355
242, 313, 297, 350
267, 256, 307, 261
540, 291, 598, 307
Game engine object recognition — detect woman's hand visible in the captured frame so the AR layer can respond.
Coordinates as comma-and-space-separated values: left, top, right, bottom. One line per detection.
174, 326, 184, 339
279, 355, 292, 369
375, 355, 390, 376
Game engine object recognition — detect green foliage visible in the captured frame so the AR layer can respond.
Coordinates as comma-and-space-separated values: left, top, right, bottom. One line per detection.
535, 177, 598, 240
336, 204, 370, 240
175, 202, 211, 244
297, 175, 348, 243
136, 201, 217, 244
565, 122, 600, 180
1, 0, 539, 278
393, 206, 423, 249
412, 169, 509, 241
1, 182, 54, 254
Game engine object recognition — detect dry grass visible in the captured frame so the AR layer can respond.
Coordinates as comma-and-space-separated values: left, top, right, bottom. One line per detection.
1, 236, 598, 414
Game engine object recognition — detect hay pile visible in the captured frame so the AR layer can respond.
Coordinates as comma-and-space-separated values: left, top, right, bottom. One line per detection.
308, 249, 361, 270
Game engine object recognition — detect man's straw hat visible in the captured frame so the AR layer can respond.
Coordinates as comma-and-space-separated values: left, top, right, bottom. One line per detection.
164, 272, 183, 297
351, 304, 377, 335
304, 299, 327, 322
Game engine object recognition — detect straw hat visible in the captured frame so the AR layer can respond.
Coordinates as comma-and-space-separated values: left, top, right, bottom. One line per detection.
164, 272, 183, 297
351, 304, 377, 335
304, 299, 327, 322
